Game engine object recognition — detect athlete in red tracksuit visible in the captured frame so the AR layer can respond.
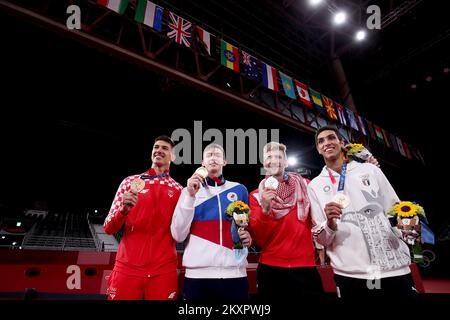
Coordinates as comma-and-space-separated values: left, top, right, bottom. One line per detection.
104, 136, 183, 300
248, 142, 324, 301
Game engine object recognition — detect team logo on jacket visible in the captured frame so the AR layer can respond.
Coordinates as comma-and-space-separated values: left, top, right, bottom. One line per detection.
323, 185, 331, 193
227, 192, 238, 202
168, 189, 174, 198
360, 174, 371, 186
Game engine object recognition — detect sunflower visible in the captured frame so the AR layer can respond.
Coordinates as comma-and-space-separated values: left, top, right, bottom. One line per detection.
225, 200, 250, 216
387, 201, 425, 218
345, 143, 365, 156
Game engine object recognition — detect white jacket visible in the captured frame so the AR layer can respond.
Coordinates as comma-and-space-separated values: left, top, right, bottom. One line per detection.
307, 161, 411, 279
171, 180, 248, 279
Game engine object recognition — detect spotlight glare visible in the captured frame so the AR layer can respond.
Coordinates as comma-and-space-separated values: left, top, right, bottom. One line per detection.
355, 30, 366, 41
288, 156, 298, 167
309, 0, 323, 6
333, 11, 347, 25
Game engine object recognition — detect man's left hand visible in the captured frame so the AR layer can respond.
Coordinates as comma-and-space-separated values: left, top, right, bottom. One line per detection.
367, 155, 380, 168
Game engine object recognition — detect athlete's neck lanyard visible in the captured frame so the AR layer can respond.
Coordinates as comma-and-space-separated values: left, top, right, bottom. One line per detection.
140, 172, 169, 180
327, 162, 347, 193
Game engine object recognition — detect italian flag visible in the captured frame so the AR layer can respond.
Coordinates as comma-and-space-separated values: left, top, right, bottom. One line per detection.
134, 0, 163, 31
97, 0, 129, 15
220, 40, 240, 72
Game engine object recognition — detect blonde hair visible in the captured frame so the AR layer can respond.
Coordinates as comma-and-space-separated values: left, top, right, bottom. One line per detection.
263, 142, 287, 159
203, 143, 226, 159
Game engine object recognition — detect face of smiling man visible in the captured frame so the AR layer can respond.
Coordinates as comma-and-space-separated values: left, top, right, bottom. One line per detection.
151, 139, 174, 169
316, 130, 345, 162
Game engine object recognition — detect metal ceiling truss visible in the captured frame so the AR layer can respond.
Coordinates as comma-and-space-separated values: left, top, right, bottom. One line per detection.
0, 0, 423, 166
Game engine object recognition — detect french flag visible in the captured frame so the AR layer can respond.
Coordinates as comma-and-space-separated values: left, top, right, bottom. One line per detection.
262, 63, 279, 91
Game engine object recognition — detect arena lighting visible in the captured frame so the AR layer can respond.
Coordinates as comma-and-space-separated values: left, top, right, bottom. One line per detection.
1, 236, 5, 239
288, 156, 298, 166
309, 0, 324, 6
94, 209, 98, 213
16, 222, 21, 227
355, 30, 366, 41
333, 11, 347, 25
12, 242, 17, 246
225, 82, 231, 88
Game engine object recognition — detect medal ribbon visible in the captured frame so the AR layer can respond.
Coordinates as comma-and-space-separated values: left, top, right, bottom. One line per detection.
140, 173, 169, 180
327, 162, 347, 193
337, 162, 347, 193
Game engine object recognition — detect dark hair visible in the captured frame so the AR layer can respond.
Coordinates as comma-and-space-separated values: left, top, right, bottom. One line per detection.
154, 135, 175, 148
314, 125, 343, 145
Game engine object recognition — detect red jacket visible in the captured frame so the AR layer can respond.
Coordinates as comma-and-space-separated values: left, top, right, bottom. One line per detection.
104, 168, 183, 277
248, 189, 316, 268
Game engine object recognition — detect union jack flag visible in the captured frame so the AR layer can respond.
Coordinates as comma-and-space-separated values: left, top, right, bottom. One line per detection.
167, 11, 191, 47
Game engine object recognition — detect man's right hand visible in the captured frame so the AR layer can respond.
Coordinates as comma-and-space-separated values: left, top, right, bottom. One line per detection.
120, 190, 138, 215
261, 188, 277, 214
187, 173, 204, 198
324, 202, 342, 231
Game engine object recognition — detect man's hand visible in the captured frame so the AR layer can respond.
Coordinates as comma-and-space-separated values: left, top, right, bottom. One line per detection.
367, 155, 380, 168
120, 190, 138, 215
187, 173, 204, 198
238, 228, 252, 247
261, 188, 277, 214
324, 202, 343, 231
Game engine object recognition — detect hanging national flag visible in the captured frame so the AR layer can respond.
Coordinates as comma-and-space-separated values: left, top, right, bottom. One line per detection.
261, 63, 278, 91
167, 11, 192, 47
373, 125, 385, 144
279, 72, 296, 99
220, 40, 239, 72
382, 128, 391, 148
98, 0, 129, 15
409, 145, 425, 164
294, 80, 312, 107
322, 95, 337, 120
240, 51, 259, 81
309, 89, 324, 113
389, 133, 399, 153
334, 103, 348, 126
195, 26, 212, 55
135, 0, 163, 31
403, 142, 412, 159
396, 137, 406, 156
365, 119, 377, 141
355, 113, 368, 136
346, 108, 359, 131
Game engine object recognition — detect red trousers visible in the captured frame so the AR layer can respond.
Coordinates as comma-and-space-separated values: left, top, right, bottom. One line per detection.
106, 270, 178, 300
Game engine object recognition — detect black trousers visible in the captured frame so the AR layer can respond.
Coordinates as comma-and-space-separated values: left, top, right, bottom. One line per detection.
256, 263, 324, 301
183, 277, 249, 303
334, 273, 418, 301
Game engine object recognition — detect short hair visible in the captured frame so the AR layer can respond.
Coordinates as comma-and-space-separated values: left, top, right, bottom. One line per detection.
263, 142, 287, 159
203, 143, 226, 159
314, 126, 343, 145
154, 135, 175, 148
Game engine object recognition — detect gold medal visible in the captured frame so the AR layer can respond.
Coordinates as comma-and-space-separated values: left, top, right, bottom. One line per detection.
333, 193, 350, 208
130, 178, 145, 193
264, 176, 279, 190
195, 166, 208, 179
